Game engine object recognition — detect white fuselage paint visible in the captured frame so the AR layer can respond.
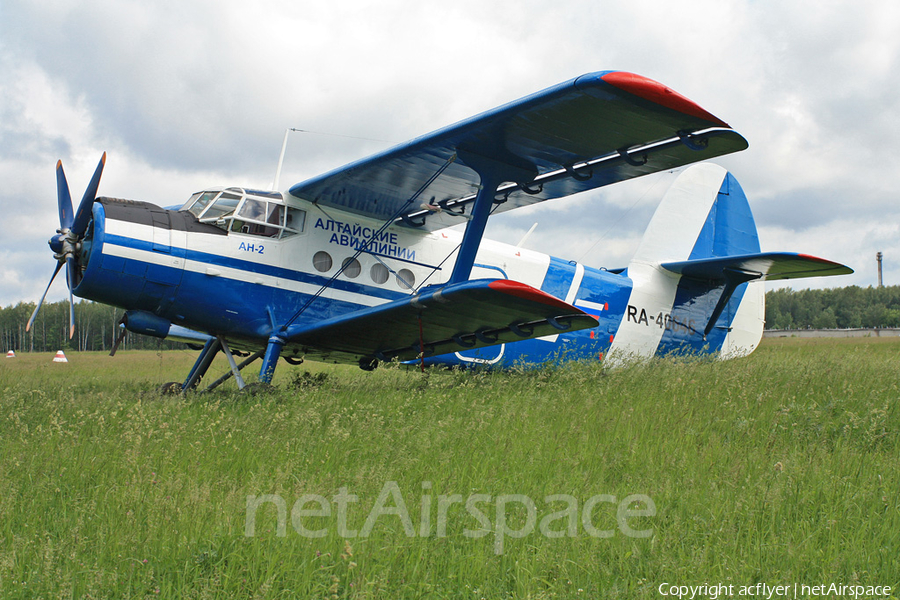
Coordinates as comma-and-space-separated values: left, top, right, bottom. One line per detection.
98, 172, 764, 363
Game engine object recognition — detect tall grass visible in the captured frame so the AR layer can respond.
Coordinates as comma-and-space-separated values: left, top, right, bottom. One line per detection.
0, 339, 898, 598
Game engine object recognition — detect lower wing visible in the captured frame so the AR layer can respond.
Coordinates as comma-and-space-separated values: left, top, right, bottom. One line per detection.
282, 279, 599, 365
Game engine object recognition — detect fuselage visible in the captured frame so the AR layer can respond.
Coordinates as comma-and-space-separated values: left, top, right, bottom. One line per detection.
73, 186, 762, 368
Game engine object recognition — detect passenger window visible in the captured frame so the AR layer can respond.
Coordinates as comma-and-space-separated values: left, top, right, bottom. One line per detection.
370, 263, 389, 284
313, 251, 332, 272
397, 269, 415, 290
342, 257, 361, 278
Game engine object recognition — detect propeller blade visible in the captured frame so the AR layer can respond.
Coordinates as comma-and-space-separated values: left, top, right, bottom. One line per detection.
56, 160, 74, 230
71, 152, 106, 236
26, 262, 64, 332
66, 256, 77, 339
110, 322, 127, 356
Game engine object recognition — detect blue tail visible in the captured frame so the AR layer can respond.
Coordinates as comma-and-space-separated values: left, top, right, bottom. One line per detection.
611, 165, 764, 358
611, 163, 851, 360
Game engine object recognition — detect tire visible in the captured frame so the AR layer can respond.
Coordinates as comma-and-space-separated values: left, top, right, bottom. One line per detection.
241, 382, 275, 396
159, 381, 183, 395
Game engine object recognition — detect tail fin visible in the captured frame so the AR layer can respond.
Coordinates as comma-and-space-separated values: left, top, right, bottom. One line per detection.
610, 163, 851, 360
631, 162, 760, 264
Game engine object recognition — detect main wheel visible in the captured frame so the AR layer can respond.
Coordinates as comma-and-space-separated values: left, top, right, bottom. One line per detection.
358, 356, 378, 371
241, 382, 275, 396
159, 381, 183, 395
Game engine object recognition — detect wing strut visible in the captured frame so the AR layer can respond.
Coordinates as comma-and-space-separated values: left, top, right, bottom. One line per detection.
448, 150, 535, 283
260, 154, 460, 383
449, 171, 502, 283
279, 153, 458, 333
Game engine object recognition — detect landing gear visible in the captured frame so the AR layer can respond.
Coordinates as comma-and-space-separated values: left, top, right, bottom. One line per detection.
178, 337, 265, 393
173, 335, 298, 393
258, 335, 285, 385
240, 382, 275, 396
182, 338, 222, 391
359, 356, 379, 371
159, 381, 183, 395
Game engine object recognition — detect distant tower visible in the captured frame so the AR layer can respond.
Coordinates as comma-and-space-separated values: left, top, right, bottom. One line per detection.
877, 252, 883, 287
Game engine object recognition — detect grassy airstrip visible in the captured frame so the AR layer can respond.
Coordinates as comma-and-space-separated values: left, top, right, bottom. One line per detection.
1, 338, 898, 598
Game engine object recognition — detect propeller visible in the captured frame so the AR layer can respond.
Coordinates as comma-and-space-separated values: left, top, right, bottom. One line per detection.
27, 153, 106, 339
110, 314, 128, 356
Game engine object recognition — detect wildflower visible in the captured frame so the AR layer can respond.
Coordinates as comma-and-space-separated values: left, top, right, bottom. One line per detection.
341, 540, 353, 559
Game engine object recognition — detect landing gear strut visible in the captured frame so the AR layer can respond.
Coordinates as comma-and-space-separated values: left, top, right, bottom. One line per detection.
172, 338, 265, 394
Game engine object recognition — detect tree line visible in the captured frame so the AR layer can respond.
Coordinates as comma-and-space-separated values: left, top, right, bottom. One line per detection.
766, 285, 900, 330
0, 300, 186, 353
2, 285, 898, 353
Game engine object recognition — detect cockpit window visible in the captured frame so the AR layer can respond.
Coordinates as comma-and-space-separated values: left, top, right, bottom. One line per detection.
183, 188, 307, 238
231, 199, 282, 237
199, 193, 241, 222
185, 191, 219, 217
238, 198, 268, 222
281, 207, 306, 238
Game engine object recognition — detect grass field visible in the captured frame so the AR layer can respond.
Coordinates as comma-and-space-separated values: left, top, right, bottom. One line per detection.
1, 338, 898, 598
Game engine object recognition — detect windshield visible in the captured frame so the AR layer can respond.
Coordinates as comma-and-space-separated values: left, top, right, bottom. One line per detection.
184, 191, 219, 217
198, 193, 241, 222
183, 188, 306, 237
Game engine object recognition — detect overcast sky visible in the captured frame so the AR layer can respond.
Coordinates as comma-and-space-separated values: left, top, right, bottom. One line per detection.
2, 0, 899, 307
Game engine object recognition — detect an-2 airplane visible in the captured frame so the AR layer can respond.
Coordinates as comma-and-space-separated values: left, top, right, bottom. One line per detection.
29, 71, 852, 392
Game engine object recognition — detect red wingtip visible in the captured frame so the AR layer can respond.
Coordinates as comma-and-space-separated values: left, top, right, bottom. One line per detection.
488, 280, 587, 313
601, 71, 730, 128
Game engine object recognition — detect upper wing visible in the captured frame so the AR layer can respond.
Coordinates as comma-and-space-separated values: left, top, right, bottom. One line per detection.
281, 279, 598, 365
288, 71, 748, 231
661, 252, 854, 281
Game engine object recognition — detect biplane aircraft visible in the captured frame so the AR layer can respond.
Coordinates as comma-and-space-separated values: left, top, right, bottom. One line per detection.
28, 71, 852, 391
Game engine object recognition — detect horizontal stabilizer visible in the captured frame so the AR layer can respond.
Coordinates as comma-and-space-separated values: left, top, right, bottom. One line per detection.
283, 279, 598, 364
661, 252, 853, 282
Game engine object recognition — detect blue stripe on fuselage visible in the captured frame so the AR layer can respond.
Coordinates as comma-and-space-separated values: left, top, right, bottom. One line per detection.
540, 256, 576, 298
76, 208, 413, 342
102, 231, 408, 302
423, 260, 632, 369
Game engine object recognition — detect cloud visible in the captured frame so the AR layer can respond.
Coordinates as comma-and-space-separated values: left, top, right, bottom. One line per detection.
1, 0, 899, 308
